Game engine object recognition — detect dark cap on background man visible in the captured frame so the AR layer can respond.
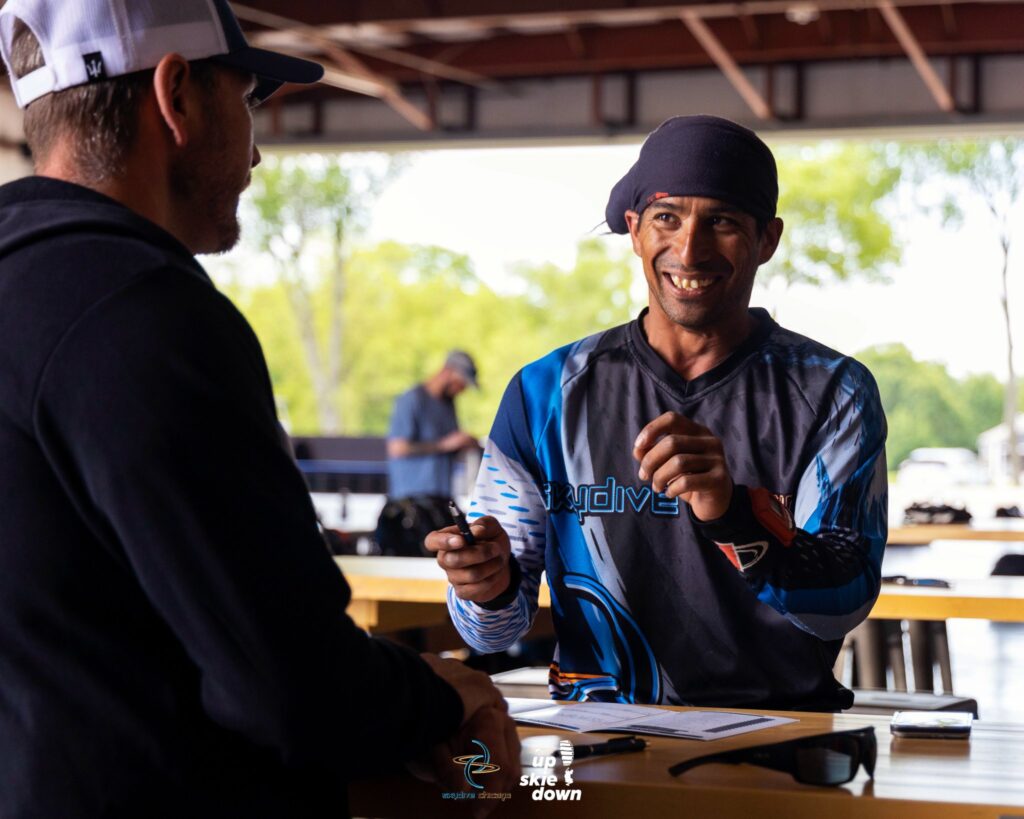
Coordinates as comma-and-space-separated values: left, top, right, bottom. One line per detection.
444, 350, 479, 388
605, 114, 779, 233
0, 0, 323, 109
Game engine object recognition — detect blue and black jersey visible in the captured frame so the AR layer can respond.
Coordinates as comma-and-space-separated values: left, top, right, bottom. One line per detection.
449, 308, 887, 710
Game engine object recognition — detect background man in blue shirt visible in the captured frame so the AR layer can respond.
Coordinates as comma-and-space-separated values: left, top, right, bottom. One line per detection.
378, 350, 482, 555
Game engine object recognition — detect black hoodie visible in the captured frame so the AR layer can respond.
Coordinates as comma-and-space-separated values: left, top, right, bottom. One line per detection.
0, 177, 462, 817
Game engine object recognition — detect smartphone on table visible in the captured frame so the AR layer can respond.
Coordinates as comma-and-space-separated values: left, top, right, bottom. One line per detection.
890, 710, 973, 739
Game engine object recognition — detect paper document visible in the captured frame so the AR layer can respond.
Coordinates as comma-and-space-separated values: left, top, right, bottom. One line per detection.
506, 698, 795, 741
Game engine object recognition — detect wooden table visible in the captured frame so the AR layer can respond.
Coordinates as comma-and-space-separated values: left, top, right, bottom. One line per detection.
871, 578, 1024, 621
888, 521, 1024, 545
348, 706, 1024, 817
336, 557, 1024, 630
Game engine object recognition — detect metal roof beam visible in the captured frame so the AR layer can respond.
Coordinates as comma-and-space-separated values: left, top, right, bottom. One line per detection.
876, 0, 957, 111
232, 4, 434, 130
681, 12, 773, 120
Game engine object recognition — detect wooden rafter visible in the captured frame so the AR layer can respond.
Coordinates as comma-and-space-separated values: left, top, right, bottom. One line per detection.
876, 0, 957, 111
681, 12, 773, 120
232, 3, 433, 130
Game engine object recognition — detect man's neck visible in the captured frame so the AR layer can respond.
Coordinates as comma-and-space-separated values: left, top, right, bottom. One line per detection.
36, 143, 193, 253
423, 372, 447, 399
642, 308, 757, 381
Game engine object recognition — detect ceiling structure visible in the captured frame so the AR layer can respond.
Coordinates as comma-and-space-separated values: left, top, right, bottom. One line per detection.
236, 1, 1024, 146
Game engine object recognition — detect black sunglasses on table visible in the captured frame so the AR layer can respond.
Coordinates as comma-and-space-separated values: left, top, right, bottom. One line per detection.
668, 726, 876, 787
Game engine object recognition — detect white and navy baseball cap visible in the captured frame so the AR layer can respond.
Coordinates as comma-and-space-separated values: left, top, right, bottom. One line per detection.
0, 0, 324, 109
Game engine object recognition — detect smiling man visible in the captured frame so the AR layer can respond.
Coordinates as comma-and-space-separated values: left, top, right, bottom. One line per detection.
426, 115, 889, 710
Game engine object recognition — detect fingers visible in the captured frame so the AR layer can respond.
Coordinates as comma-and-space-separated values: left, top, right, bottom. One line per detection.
461, 516, 508, 543
633, 411, 709, 460
662, 470, 725, 499
424, 524, 461, 554
443, 552, 506, 587
461, 707, 520, 816
637, 435, 721, 485
647, 453, 718, 495
428, 517, 513, 604
424, 516, 508, 553
449, 561, 511, 604
421, 654, 505, 721
436, 539, 506, 571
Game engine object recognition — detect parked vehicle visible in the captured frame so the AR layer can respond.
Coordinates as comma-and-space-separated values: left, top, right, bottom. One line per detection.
896, 447, 989, 486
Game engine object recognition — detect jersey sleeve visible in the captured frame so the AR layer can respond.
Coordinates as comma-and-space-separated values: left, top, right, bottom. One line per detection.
693, 358, 888, 641
447, 372, 548, 653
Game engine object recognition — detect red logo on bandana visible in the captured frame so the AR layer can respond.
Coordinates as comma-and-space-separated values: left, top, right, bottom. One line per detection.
644, 192, 670, 205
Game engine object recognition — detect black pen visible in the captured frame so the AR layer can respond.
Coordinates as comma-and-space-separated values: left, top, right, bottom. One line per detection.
573, 736, 647, 760
448, 499, 476, 546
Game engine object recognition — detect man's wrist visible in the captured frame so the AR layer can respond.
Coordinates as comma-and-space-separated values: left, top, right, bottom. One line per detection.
689, 483, 734, 522
476, 554, 522, 610
688, 484, 796, 574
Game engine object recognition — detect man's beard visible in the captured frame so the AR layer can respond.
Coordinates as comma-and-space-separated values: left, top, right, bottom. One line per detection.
170, 139, 244, 255
652, 262, 755, 332
652, 278, 725, 331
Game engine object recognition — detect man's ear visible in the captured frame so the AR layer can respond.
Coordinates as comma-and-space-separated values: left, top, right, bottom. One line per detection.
152, 54, 196, 149
758, 217, 784, 264
624, 210, 643, 257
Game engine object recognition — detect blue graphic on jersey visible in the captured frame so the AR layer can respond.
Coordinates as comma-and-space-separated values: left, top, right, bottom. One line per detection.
519, 343, 663, 703
543, 478, 680, 523
563, 573, 661, 703
757, 355, 887, 631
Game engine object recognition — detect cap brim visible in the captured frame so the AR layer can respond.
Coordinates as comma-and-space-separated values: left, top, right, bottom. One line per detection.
214, 47, 324, 102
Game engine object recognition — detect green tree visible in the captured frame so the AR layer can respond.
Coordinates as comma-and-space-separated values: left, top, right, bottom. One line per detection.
513, 237, 639, 343
242, 153, 399, 432
901, 139, 1023, 483
336, 237, 640, 437
769, 142, 902, 287
856, 343, 1004, 468
220, 235, 641, 437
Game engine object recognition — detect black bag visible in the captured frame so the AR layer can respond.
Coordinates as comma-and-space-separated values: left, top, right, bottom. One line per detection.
375, 496, 454, 557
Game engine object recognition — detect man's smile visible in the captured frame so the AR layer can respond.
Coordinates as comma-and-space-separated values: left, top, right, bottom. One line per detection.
660, 270, 722, 297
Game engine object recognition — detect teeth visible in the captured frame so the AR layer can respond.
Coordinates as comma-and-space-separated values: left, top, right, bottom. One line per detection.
670, 275, 712, 290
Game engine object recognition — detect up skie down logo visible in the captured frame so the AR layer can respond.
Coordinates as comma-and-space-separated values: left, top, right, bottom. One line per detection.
543, 477, 680, 523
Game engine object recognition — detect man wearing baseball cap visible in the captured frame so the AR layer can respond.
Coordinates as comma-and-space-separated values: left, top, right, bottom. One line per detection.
378, 350, 482, 556
0, 1, 517, 815
428, 115, 888, 711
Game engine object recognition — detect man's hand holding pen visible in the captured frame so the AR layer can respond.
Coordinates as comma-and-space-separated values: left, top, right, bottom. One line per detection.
425, 512, 514, 604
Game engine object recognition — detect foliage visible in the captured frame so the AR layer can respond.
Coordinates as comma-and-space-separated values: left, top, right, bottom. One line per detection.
223, 146, 1016, 459
769, 142, 902, 287
240, 153, 400, 431
856, 343, 1004, 467
899, 138, 1024, 481
223, 236, 641, 436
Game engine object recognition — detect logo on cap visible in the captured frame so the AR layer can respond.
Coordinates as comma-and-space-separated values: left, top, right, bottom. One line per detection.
83, 53, 106, 82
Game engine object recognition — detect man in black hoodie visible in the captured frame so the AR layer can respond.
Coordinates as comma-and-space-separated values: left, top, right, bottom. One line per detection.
0, 0, 518, 816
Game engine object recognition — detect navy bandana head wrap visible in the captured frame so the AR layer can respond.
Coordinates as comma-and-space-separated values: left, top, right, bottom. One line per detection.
605, 115, 778, 234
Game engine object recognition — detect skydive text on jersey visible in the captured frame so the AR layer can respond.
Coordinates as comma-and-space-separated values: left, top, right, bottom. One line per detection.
543, 478, 680, 522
